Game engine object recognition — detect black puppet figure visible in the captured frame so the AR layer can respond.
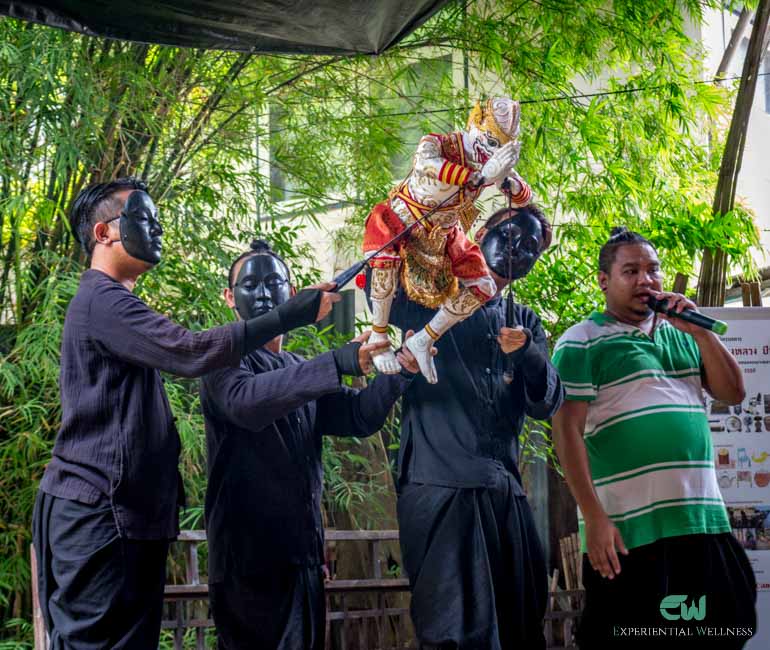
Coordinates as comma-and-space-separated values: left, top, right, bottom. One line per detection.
367, 204, 564, 650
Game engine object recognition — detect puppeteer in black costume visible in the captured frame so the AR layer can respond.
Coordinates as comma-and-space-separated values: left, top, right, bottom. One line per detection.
367, 205, 564, 649
201, 240, 419, 650
33, 181, 328, 650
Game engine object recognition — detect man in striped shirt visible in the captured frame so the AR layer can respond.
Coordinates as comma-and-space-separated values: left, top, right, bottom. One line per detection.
552, 227, 755, 648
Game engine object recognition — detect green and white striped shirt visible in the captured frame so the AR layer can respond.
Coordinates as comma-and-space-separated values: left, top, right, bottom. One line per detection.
552, 311, 730, 551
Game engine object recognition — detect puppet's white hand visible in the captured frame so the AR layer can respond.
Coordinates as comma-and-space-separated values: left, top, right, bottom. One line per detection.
480, 141, 517, 184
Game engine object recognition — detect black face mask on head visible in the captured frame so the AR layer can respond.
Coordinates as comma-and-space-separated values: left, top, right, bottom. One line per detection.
233, 254, 291, 320
115, 190, 163, 265
481, 211, 544, 280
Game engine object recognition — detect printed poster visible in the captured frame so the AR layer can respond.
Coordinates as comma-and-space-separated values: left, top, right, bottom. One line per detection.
703, 307, 770, 649
702, 307, 770, 650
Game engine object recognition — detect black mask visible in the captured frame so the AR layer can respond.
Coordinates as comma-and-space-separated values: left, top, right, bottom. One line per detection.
233, 254, 291, 320
119, 191, 163, 265
481, 211, 544, 280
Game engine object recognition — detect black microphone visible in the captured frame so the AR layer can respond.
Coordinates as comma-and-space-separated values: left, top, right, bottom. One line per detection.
647, 296, 728, 335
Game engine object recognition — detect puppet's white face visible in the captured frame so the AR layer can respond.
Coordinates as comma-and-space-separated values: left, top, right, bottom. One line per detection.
466, 124, 501, 165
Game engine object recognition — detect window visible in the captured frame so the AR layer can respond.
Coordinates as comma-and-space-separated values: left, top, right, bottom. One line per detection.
268, 103, 299, 203
764, 56, 770, 115
387, 56, 454, 179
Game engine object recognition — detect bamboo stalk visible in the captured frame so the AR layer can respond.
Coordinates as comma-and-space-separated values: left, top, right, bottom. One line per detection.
569, 533, 578, 607
549, 568, 559, 612
698, 0, 770, 306
576, 535, 584, 589
560, 537, 572, 591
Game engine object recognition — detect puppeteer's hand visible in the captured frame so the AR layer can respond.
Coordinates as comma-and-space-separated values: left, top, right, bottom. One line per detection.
397, 330, 436, 375
500, 168, 525, 194
353, 330, 393, 374
480, 141, 518, 184
497, 326, 528, 354
307, 281, 341, 322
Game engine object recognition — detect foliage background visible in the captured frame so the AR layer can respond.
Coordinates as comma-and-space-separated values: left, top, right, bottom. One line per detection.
0, 0, 761, 643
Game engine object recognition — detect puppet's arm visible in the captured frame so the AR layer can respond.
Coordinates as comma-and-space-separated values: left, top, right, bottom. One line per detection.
413, 134, 475, 186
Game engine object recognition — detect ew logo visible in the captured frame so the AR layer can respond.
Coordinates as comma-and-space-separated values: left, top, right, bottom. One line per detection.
659, 595, 707, 621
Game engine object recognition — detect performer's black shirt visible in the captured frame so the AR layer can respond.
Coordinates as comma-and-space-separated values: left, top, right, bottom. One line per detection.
201, 348, 412, 582
40, 269, 249, 539
386, 286, 564, 491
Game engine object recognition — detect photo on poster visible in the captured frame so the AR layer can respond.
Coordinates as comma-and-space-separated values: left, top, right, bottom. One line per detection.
729, 506, 770, 551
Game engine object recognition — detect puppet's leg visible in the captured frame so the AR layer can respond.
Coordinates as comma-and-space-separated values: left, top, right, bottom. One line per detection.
405, 228, 495, 383
363, 202, 407, 375
404, 287, 486, 383
369, 259, 401, 375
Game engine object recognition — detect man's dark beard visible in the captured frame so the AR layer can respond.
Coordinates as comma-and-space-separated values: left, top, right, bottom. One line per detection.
630, 305, 653, 318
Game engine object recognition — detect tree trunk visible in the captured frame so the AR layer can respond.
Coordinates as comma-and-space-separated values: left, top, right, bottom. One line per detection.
716, 7, 754, 79
697, 0, 770, 307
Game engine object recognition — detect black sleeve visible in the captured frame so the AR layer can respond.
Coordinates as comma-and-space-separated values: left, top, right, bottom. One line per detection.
89, 282, 244, 378
90, 283, 323, 378
202, 352, 341, 432
314, 372, 413, 438
332, 341, 364, 377
243, 288, 322, 354
513, 309, 564, 420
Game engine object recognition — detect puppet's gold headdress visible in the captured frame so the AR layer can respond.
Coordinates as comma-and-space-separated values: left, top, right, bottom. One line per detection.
466, 98, 520, 145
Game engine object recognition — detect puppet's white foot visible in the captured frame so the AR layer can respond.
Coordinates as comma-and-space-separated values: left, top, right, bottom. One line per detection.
372, 348, 401, 374
370, 331, 401, 374
405, 329, 438, 384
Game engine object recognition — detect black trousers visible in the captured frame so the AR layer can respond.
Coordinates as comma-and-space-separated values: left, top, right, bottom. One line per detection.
397, 474, 548, 650
578, 532, 757, 649
210, 565, 326, 650
32, 490, 169, 650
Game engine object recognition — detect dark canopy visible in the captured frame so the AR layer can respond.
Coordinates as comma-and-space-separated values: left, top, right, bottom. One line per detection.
0, 0, 449, 54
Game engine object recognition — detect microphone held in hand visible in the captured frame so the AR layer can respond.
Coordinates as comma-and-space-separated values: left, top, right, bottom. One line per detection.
647, 296, 728, 335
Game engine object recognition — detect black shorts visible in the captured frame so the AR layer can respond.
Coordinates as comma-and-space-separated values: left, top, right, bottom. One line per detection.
32, 490, 169, 650
578, 532, 757, 649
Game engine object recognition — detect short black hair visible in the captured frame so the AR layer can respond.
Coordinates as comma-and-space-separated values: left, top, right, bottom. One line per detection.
69, 177, 147, 256
483, 203, 552, 251
228, 239, 291, 289
598, 226, 656, 273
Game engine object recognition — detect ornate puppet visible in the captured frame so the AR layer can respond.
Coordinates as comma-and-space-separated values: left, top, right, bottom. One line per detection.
363, 97, 533, 383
